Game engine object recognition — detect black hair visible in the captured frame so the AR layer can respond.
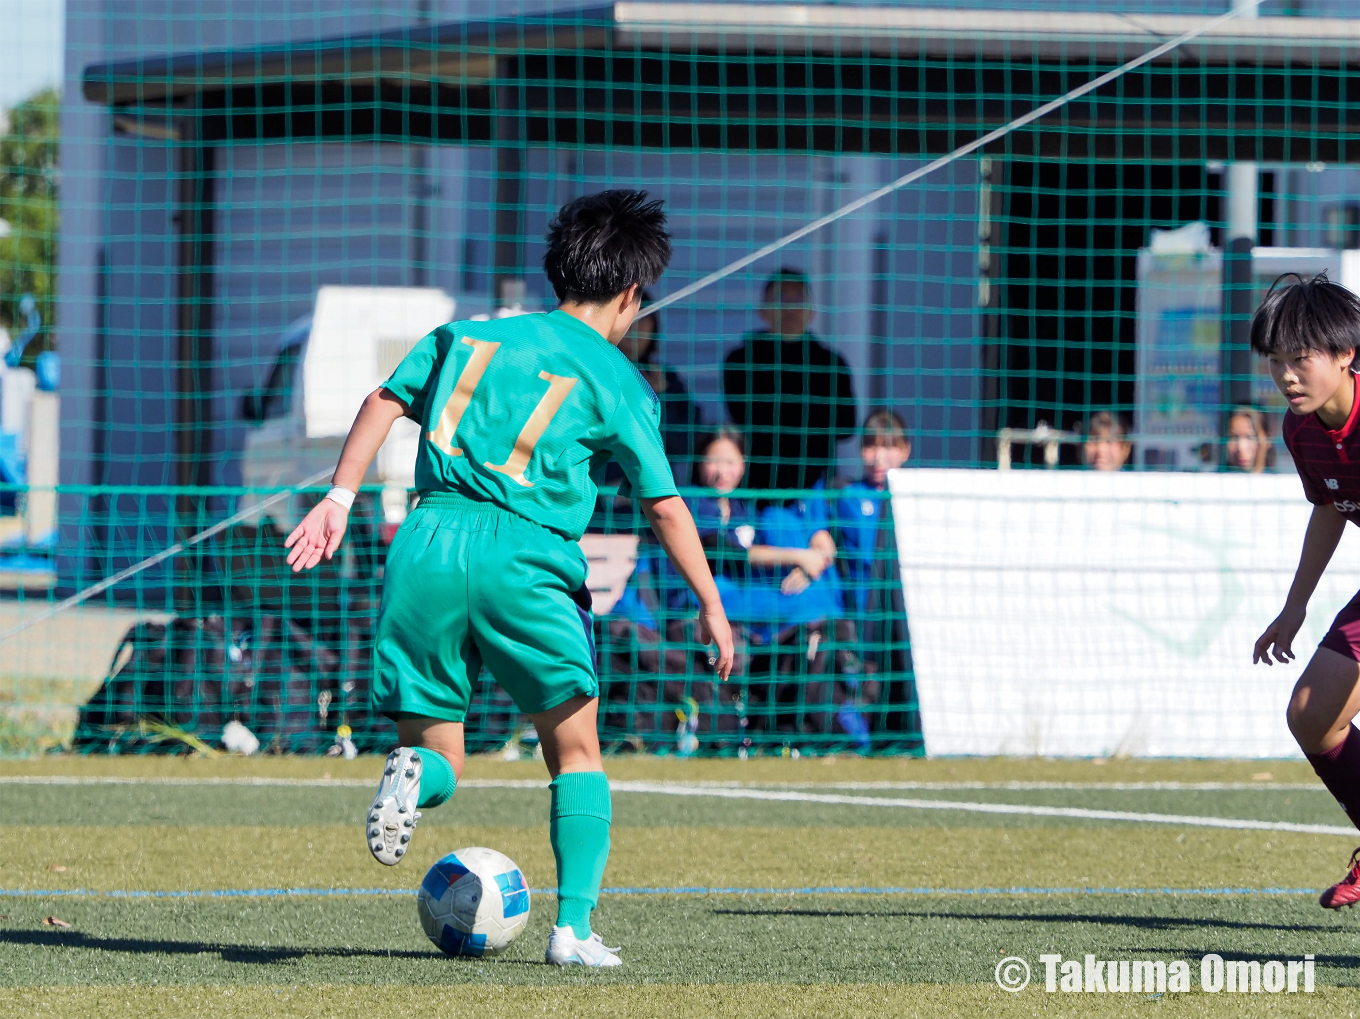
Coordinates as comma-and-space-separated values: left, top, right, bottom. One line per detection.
1249, 271, 1360, 358
862, 409, 910, 448
762, 267, 812, 302
690, 427, 746, 486
543, 190, 671, 303
1086, 411, 1130, 441
1088, 408, 1131, 438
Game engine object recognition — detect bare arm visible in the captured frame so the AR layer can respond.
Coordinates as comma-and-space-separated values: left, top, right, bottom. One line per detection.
284, 388, 409, 572
642, 495, 735, 681
748, 543, 829, 576
331, 388, 411, 490
1286, 504, 1348, 608
809, 528, 836, 561
1254, 503, 1348, 664
747, 529, 836, 577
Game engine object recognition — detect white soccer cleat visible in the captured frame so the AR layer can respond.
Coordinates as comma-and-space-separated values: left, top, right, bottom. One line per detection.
367, 747, 422, 866
545, 925, 622, 968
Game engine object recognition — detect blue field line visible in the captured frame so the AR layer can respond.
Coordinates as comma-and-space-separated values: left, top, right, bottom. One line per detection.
0, 885, 1325, 899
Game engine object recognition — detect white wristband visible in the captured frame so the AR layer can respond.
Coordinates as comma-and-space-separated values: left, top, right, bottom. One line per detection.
324, 486, 356, 510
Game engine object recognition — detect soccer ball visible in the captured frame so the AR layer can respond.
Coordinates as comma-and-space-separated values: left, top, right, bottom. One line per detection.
416, 847, 530, 957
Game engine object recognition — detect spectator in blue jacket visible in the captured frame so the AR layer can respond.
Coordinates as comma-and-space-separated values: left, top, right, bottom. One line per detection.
837, 410, 911, 619
834, 409, 918, 743
680, 430, 840, 626
686, 428, 758, 596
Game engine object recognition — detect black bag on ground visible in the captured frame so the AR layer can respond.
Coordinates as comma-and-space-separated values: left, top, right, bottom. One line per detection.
72, 613, 394, 754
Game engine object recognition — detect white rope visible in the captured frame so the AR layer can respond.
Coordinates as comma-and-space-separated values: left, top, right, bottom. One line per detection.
0, 467, 334, 645
640, 0, 1265, 320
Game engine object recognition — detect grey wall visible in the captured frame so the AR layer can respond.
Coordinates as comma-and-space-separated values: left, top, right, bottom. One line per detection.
208, 146, 979, 483
1281, 166, 1360, 249
211, 142, 471, 485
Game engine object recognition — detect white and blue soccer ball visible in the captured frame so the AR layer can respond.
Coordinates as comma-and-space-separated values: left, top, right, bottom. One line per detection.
417, 847, 530, 957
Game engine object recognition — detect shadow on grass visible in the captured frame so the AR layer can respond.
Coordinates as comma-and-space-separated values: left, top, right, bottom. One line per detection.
0, 929, 548, 966
710, 907, 1345, 935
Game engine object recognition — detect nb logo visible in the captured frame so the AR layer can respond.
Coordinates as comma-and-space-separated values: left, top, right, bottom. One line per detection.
1326, 478, 1341, 491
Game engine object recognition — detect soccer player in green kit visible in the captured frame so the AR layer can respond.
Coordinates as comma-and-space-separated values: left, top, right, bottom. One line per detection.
284, 191, 735, 967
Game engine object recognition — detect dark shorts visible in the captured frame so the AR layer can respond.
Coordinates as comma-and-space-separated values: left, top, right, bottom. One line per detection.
1320, 590, 1360, 663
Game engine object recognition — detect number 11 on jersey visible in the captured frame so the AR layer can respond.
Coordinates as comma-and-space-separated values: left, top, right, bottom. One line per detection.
427, 337, 579, 488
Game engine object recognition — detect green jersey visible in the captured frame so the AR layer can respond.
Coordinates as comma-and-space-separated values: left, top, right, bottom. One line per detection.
381, 309, 678, 540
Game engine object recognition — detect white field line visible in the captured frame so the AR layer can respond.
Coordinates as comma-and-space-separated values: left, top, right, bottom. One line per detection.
607, 780, 1357, 837
0, 775, 1347, 835
0, 775, 1327, 792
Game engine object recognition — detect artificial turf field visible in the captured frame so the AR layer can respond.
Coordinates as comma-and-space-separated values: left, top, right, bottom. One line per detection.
3, 755, 1360, 1017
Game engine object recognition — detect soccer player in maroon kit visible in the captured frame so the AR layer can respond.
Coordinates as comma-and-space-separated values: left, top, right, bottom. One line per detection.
1254, 272, 1360, 909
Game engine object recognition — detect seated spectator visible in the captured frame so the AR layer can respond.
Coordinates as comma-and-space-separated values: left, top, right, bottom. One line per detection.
837, 410, 911, 615
1225, 405, 1273, 472
604, 430, 755, 747
701, 428, 841, 624
723, 268, 857, 492
1083, 411, 1132, 471
671, 428, 838, 623
665, 430, 845, 739
736, 454, 845, 739
834, 410, 915, 743
687, 428, 758, 583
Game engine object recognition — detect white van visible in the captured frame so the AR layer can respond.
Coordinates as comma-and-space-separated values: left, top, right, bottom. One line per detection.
240, 286, 494, 532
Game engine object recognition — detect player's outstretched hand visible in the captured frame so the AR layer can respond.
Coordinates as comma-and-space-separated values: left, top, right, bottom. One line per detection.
1254, 604, 1306, 665
696, 603, 735, 682
284, 498, 349, 573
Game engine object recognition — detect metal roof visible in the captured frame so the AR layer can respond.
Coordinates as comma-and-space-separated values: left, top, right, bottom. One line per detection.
614, 3, 1360, 63
84, 3, 1360, 106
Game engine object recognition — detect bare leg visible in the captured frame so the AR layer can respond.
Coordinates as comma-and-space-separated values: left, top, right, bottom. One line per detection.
1287, 647, 1360, 908
1287, 648, 1360, 754
1289, 647, 1360, 838
530, 695, 603, 778
368, 717, 464, 865
396, 717, 466, 782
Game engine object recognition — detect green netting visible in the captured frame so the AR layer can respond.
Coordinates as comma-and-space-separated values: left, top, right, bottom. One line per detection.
1, 483, 918, 756
3, 1, 1360, 756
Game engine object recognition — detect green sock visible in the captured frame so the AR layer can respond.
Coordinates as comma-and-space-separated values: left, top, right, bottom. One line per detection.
550, 771, 612, 940
414, 748, 456, 809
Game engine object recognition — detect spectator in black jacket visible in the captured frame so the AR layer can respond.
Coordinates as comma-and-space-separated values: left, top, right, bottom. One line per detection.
620, 292, 704, 471
722, 269, 857, 494
603, 292, 705, 497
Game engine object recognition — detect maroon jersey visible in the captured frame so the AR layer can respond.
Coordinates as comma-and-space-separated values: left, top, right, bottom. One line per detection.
1283, 386, 1360, 522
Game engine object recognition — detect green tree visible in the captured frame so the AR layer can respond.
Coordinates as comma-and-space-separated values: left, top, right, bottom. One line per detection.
0, 87, 58, 352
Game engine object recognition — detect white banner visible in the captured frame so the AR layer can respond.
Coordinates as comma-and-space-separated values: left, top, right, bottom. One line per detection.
889, 469, 1360, 757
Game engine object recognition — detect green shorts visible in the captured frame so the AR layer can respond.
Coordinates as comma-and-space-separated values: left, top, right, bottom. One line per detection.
372, 492, 598, 722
